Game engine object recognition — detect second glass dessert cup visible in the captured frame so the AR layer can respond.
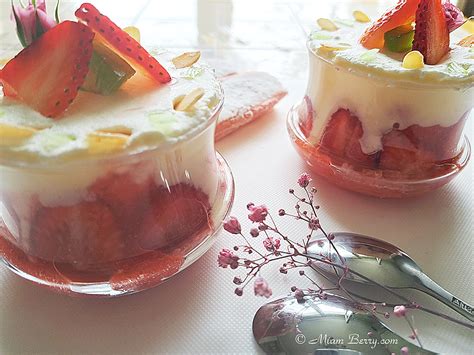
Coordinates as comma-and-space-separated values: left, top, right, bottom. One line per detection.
288, 50, 472, 198
0, 99, 234, 297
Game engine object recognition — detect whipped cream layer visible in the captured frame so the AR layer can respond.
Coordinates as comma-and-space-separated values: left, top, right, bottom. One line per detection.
307, 20, 474, 153
0, 50, 222, 163
0, 51, 221, 207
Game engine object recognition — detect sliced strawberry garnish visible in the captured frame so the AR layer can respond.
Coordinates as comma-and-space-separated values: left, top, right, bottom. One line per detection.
412, 0, 450, 65
360, 0, 420, 49
75, 3, 171, 84
0, 21, 94, 118
30, 201, 125, 268
138, 184, 211, 251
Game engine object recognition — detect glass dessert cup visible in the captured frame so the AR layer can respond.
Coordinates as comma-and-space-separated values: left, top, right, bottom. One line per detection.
288, 51, 472, 198
0, 103, 235, 297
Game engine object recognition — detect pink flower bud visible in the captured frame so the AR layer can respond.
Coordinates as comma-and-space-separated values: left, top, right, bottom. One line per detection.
443, 0, 465, 33
263, 236, 281, 252
254, 276, 272, 298
217, 249, 239, 269
297, 173, 311, 188
223, 216, 241, 234
12, 0, 56, 47
248, 204, 268, 223
393, 305, 407, 317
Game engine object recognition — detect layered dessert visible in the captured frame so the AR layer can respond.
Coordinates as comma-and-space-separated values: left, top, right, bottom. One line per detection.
288, 0, 473, 197
0, 3, 232, 295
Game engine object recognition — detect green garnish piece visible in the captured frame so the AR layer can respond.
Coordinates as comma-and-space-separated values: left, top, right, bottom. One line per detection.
39, 132, 76, 152
182, 67, 204, 80
148, 111, 177, 136
82, 41, 136, 95
447, 62, 470, 76
333, 18, 355, 27
359, 49, 379, 62
384, 25, 414, 53
310, 31, 333, 40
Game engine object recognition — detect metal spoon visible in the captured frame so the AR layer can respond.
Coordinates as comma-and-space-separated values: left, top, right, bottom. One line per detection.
253, 294, 435, 354
307, 233, 473, 322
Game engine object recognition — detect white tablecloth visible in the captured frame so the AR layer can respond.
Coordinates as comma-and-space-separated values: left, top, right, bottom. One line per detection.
1, 1, 473, 354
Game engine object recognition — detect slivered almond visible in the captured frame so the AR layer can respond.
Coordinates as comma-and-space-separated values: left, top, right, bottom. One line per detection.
319, 42, 351, 52
0, 123, 38, 146
174, 88, 205, 111
317, 18, 338, 32
123, 26, 140, 42
458, 34, 474, 47
172, 51, 201, 69
87, 132, 128, 154
353, 10, 370, 23
96, 125, 133, 136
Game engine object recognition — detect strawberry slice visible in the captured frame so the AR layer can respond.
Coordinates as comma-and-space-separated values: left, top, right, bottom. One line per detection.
319, 109, 376, 167
379, 129, 436, 174
75, 3, 171, 84
345, 120, 378, 168
30, 201, 125, 268
0, 21, 94, 118
319, 109, 356, 157
412, 0, 450, 65
90, 170, 153, 252
138, 184, 211, 251
360, 0, 420, 49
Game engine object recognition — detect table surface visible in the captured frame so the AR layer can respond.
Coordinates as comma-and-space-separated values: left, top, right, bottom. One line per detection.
0, 0, 473, 354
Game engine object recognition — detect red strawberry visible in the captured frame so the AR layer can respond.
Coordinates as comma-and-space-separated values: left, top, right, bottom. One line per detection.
412, 0, 450, 65
297, 96, 313, 138
360, 0, 420, 49
110, 250, 183, 292
0, 21, 94, 118
30, 201, 125, 268
379, 129, 435, 174
90, 170, 153, 238
319, 109, 356, 157
138, 184, 211, 252
75, 3, 171, 84
345, 120, 378, 168
404, 117, 467, 162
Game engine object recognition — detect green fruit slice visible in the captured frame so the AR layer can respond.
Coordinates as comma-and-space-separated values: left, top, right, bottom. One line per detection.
82, 41, 136, 95
384, 24, 415, 53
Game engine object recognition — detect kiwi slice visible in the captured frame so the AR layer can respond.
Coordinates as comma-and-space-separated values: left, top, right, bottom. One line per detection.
384, 25, 415, 53
82, 41, 136, 95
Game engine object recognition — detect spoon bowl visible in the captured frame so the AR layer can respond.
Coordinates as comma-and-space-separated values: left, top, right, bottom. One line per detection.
307, 233, 473, 322
253, 294, 435, 355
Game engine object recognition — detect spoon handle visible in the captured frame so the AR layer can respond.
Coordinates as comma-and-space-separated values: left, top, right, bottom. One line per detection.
416, 272, 473, 322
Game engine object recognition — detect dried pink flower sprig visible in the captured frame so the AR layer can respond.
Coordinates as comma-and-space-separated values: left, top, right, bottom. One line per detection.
218, 173, 473, 349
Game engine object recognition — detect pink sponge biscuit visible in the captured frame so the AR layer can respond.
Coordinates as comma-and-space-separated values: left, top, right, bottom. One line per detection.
216, 72, 287, 141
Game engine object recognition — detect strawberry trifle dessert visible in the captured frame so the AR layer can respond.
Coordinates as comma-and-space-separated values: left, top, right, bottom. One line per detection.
288, 0, 473, 197
0, 3, 233, 296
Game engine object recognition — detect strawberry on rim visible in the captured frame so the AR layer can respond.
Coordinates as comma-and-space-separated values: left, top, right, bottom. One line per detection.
360, 0, 420, 49
0, 21, 94, 118
412, 0, 450, 65
75, 3, 171, 84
